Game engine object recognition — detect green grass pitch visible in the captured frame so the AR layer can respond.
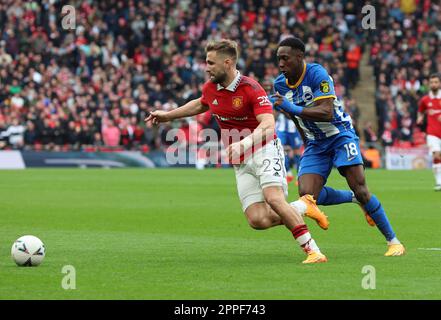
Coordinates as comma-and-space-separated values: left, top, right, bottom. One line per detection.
0, 168, 440, 299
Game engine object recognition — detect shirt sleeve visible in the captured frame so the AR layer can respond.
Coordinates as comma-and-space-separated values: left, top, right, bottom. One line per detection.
311, 65, 337, 102
273, 80, 282, 95
200, 82, 210, 106
248, 82, 273, 116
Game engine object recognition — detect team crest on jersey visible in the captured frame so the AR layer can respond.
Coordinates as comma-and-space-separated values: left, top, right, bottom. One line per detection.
320, 81, 330, 93
232, 96, 243, 109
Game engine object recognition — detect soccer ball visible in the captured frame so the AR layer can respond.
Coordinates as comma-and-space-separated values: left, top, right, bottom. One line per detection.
11, 235, 46, 267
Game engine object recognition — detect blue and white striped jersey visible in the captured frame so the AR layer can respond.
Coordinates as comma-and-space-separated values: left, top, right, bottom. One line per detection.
275, 113, 296, 133
273, 62, 353, 141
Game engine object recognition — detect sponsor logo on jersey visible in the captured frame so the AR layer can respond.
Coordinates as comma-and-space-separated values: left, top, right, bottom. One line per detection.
213, 113, 248, 121
257, 95, 271, 106
302, 86, 314, 103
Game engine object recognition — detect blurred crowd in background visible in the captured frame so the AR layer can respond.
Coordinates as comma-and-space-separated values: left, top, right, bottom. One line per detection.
370, 0, 440, 148
0, 0, 439, 153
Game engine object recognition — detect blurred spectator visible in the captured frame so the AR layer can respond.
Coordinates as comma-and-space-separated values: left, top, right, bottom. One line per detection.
345, 38, 362, 89
372, 0, 440, 148
102, 119, 121, 147
23, 121, 38, 147
381, 122, 398, 147
363, 121, 378, 148
0, 118, 25, 149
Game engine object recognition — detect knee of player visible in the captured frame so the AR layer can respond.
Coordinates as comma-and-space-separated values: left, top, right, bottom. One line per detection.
247, 216, 271, 230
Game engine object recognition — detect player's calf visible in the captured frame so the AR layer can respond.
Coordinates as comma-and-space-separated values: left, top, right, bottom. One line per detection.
262, 186, 327, 263
298, 186, 320, 201
350, 185, 378, 226
349, 182, 370, 205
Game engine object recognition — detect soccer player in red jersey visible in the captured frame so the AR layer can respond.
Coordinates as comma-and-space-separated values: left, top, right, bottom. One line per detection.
145, 39, 329, 263
417, 73, 441, 191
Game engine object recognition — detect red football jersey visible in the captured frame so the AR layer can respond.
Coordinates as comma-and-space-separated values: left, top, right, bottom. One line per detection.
200, 72, 274, 146
418, 91, 441, 138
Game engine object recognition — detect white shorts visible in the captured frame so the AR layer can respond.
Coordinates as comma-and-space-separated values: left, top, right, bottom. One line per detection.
234, 138, 288, 211
427, 135, 441, 153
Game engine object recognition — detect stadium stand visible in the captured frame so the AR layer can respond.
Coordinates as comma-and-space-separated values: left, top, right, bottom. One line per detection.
0, 0, 439, 157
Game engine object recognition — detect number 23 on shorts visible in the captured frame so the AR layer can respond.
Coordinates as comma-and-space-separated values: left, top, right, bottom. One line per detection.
263, 158, 283, 173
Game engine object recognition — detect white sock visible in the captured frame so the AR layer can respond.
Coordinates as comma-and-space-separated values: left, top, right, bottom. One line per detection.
290, 200, 307, 216
296, 232, 321, 253
387, 237, 401, 245
350, 191, 360, 204
433, 163, 441, 185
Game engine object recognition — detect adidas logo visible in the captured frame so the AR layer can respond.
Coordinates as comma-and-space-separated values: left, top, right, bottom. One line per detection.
273, 172, 280, 177
212, 99, 218, 105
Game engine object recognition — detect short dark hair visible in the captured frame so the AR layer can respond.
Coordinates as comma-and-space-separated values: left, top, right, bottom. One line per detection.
429, 73, 441, 81
205, 39, 239, 61
278, 37, 305, 53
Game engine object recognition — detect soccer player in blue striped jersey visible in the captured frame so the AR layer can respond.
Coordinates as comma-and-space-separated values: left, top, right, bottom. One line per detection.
270, 37, 405, 256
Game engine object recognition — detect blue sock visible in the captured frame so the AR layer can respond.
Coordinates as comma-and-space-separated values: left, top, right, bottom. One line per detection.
364, 195, 396, 241
317, 186, 353, 205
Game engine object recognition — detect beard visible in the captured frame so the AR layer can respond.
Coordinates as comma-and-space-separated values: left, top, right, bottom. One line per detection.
210, 71, 227, 84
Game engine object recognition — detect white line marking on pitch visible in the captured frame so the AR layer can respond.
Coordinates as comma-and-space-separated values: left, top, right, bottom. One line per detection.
418, 248, 441, 251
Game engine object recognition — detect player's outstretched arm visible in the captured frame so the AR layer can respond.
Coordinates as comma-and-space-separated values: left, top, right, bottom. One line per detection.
270, 92, 333, 122
144, 98, 209, 125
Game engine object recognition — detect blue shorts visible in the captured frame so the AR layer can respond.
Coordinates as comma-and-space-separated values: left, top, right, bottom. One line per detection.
277, 131, 303, 149
298, 130, 364, 182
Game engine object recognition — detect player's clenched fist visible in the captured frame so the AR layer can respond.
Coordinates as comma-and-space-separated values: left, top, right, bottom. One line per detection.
144, 110, 171, 125
270, 92, 285, 109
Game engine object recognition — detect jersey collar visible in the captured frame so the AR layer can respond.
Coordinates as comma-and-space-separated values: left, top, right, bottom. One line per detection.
217, 71, 241, 92
429, 90, 441, 99
285, 61, 306, 89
